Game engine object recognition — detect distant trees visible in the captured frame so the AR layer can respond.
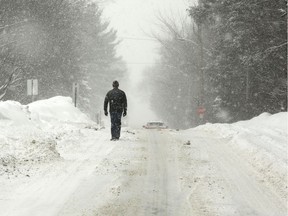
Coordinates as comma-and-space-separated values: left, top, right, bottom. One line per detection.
147, 0, 287, 128
189, 0, 287, 121
0, 0, 126, 116
144, 15, 201, 129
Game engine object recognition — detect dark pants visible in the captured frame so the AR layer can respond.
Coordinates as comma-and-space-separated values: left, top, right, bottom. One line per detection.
110, 111, 122, 139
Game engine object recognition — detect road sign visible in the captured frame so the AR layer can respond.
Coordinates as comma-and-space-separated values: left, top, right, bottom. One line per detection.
197, 107, 206, 119
197, 106, 206, 114
27, 79, 38, 96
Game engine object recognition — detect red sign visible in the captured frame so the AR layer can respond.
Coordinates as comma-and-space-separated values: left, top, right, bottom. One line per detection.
197, 107, 206, 115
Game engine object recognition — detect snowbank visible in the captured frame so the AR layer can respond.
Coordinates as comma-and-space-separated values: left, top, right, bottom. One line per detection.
28, 96, 93, 123
0, 96, 96, 177
194, 112, 288, 200
0, 100, 33, 125
196, 112, 287, 138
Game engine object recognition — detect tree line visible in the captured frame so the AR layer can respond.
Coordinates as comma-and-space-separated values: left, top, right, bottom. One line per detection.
0, 0, 126, 117
147, 0, 287, 128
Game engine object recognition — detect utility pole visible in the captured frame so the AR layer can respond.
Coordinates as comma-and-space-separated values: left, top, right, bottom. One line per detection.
72, 82, 79, 107
196, 17, 206, 124
176, 30, 206, 124
198, 24, 204, 107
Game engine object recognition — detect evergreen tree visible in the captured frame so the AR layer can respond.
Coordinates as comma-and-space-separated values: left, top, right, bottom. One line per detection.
0, 0, 126, 117
189, 0, 287, 122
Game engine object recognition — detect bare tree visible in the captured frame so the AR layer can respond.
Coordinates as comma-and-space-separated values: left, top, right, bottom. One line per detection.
144, 10, 205, 128
0, 67, 22, 100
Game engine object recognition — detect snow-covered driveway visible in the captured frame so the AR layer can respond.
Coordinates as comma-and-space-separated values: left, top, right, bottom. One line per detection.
1, 126, 286, 216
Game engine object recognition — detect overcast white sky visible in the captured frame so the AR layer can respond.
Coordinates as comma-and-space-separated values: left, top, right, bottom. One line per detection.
101, 0, 196, 127
102, 0, 194, 82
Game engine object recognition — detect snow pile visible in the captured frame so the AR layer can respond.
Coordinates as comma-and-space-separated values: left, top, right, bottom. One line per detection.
0, 100, 33, 125
28, 96, 92, 124
0, 96, 95, 177
197, 112, 287, 145
199, 112, 287, 138
196, 112, 288, 199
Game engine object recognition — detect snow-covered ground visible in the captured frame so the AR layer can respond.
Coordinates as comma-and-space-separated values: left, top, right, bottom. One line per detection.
0, 97, 287, 216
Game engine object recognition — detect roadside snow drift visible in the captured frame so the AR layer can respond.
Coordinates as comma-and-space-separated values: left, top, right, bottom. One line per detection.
28, 96, 92, 123
0, 96, 95, 177
194, 112, 288, 201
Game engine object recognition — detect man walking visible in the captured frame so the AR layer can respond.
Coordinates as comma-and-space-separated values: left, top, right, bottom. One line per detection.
104, 80, 127, 141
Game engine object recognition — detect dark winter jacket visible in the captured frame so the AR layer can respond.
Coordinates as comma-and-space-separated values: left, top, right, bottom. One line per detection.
104, 88, 127, 113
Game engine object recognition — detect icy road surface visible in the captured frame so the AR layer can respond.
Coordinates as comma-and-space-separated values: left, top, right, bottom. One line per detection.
1, 128, 287, 216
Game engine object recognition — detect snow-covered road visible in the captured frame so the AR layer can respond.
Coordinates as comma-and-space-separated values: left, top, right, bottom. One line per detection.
179, 130, 286, 216
1, 127, 286, 216
0, 98, 287, 216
